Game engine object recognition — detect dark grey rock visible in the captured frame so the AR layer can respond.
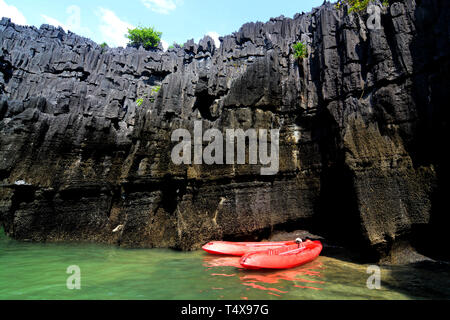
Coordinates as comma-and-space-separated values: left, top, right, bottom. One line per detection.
0, 0, 449, 264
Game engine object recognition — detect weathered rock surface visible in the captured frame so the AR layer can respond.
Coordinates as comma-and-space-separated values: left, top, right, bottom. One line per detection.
0, 0, 449, 263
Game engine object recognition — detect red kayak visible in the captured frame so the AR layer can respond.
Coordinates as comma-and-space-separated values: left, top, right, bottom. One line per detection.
202, 240, 297, 256
240, 240, 323, 270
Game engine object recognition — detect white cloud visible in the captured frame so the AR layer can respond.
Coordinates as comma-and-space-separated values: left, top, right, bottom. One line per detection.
41, 6, 91, 38
97, 7, 134, 48
206, 31, 221, 48
141, 0, 177, 15
161, 39, 169, 51
0, 0, 27, 25
41, 14, 68, 30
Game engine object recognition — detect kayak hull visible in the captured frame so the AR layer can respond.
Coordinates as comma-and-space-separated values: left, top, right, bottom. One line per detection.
202, 241, 297, 256
240, 240, 323, 270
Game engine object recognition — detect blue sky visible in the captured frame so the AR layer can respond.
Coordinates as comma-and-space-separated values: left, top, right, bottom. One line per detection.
1, 0, 324, 49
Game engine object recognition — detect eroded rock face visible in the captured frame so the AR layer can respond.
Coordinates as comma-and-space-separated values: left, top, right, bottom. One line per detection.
0, 0, 449, 263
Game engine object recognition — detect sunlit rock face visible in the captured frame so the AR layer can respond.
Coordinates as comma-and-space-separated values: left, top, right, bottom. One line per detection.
0, 0, 449, 263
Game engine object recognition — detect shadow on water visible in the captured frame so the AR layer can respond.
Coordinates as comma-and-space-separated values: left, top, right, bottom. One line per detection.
379, 261, 450, 300
202, 252, 450, 300
203, 223, 450, 300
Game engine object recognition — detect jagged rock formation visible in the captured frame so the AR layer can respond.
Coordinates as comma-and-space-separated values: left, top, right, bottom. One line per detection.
0, 0, 448, 263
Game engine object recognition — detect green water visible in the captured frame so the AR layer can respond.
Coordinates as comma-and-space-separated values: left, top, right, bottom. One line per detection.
1, 229, 449, 300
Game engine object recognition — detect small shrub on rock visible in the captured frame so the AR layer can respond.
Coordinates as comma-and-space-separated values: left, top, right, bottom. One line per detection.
293, 41, 308, 60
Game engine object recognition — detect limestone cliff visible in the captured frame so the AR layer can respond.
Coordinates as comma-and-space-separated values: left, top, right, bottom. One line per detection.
0, 0, 448, 263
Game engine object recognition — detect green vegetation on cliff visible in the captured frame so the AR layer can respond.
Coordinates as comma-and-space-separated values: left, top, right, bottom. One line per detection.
335, 0, 389, 13
126, 26, 162, 50
169, 42, 184, 49
293, 41, 308, 60
136, 85, 161, 106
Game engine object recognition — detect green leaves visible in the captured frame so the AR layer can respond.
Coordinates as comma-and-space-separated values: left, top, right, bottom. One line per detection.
335, 0, 389, 13
151, 86, 161, 95
126, 26, 162, 50
293, 41, 308, 60
169, 42, 183, 49
136, 98, 144, 107
136, 86, 161, 107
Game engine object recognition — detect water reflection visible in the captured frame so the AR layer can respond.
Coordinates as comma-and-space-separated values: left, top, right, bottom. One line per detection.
203, 254, 325, 298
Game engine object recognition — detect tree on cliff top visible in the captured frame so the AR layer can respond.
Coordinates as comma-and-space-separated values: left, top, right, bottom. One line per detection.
126, 26, 162, 50
335, 0, 389, 13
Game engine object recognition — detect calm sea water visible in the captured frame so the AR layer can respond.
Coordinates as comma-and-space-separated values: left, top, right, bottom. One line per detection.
1, 229, 449, 300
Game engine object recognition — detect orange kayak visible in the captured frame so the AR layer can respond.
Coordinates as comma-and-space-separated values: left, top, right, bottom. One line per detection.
202, 240, 297, 256
240, 240, 323, 269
